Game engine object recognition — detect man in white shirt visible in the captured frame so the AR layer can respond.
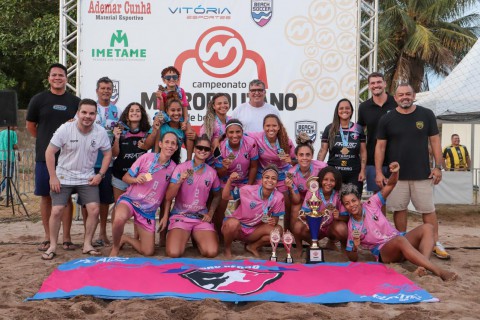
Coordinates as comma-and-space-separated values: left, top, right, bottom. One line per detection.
41, 99, 112, 260
232, 79, 280, 132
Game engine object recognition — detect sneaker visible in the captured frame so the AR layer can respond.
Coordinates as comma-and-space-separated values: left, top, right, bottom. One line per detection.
433, 242, 451, 260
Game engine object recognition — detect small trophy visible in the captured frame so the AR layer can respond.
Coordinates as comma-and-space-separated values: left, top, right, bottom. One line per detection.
278, 148, 286, 158
299, 176, 329, 263
270, 228, 281, 262
186, 169, 194, 184
283, 230, 294, 263
156, 111, 165, 123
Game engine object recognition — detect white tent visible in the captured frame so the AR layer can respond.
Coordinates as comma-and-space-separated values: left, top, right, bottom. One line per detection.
418, 39, 480, 118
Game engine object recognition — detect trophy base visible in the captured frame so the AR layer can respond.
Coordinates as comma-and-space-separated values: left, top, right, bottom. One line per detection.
306, 247, 324, 263
270, 256, 277, 262
285, 256, 293, 264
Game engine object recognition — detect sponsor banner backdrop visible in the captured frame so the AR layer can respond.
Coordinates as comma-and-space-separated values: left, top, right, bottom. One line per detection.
79, 0, 358, 151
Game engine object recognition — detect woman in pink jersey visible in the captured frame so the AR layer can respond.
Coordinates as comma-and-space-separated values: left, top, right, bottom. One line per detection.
109, 132, 178, 257
287, 133, 328, 231
248, 114, 296, 234
222, 165, 285, 259
342, 162, 457, 281
213, 119, 259, 235
292, 166, 348, 259
160, 134, 221, 258
200, 93, 231, 152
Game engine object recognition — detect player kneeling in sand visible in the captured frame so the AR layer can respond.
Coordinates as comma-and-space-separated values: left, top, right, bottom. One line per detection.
222, 165, 285, 259
341, 162, 457, 281
110, 132, 178, 257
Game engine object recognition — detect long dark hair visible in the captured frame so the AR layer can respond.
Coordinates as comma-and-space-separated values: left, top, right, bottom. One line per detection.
119, 102, 151, 132
160, 132, 181, 164
263, 114, 291, 154
328, 98, 353, 150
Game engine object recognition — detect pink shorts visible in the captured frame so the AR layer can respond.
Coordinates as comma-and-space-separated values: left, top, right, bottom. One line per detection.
255, 179, 288, 193
118, 200, 155, 233
168, 214, 215, 232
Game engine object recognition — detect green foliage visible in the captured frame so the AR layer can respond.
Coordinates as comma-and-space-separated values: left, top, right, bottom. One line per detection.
378, 0, 480, 92
0, 0, 58, 108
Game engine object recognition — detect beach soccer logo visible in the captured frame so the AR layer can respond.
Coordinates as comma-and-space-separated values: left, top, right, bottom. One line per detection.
295, 121, 318, 143
181, 269, 282, 295
251, 0, 273, 27
111, 80, 120, 105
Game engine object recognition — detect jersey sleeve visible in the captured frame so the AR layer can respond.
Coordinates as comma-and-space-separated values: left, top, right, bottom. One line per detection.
376, 115, 388, 140
442, 147, 448, 159
170, 164, 183, 183
426, 108, 439, 136
249, 138, 259, 160
321, 124, 330, 143
288, 139, 296, 160
26, 94, 40, 123
99, 129, 112, 151
357, 105, 366, 127
179, 88, 189, 107
211, 174, 221, 192
345, 223, 354, 252
127, 153, 148, 178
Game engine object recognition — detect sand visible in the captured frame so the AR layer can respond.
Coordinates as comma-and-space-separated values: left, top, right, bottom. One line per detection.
0, 204, 479, 320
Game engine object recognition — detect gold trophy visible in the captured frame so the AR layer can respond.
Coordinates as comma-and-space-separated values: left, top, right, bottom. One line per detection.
270, 228, 281, 262
283, 230, 294, 263
298, 176, 329, 263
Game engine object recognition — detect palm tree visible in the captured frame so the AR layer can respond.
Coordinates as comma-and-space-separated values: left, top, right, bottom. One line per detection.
378, 0, 480, 92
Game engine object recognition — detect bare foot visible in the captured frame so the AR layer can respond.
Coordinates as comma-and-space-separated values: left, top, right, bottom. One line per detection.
110, 247, 119, 257
245, 244, 260, 258
440, 270, 458, 281
414, 267, 428, 277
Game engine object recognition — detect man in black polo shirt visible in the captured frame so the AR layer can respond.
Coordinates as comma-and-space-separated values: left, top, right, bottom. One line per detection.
357, 72, 397, 194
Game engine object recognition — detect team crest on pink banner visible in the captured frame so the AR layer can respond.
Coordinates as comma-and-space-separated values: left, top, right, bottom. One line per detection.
28, 257, 437, 304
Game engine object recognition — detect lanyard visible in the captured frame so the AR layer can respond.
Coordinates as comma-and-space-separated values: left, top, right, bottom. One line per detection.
339, 122, 353, 148
296, 163, 312, 179
319, 189, 335, 207
263, 133, 281, 153
225, 138, 243, 160
215, 115, 230, 136
148, 153, 171, 174
259, 186, 275, 216
351, 207, 366, 233
191, 160, 205, 173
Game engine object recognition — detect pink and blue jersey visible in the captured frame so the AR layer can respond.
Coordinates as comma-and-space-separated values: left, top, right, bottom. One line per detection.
200, 115, 232, 142
248, 132, 296, 181
170, 161, 220, 217
118, 153, 176, 220
157, 86, 189, 109
230, 184, 285, 227
288, 160, 328, 197
346, 193, 401, 260
214, 135, 259, 187
301, 189, 347, 234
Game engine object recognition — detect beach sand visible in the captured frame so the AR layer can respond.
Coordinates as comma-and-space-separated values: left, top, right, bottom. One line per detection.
0, 204, 479, 320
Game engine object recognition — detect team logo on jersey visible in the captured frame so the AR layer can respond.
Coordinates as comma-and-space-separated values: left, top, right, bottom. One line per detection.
249, 201, 257, 209
298, 184, 304, 192
205, 180, 211, 187
91, 140, 96, 147
416, 121, 424, 129
258, 147, 265, 155
295, 121, 317, 143
166, 174, 171, 181
244, 153, 249, 159
181, 268, 282, 295
251, 0, 273, 27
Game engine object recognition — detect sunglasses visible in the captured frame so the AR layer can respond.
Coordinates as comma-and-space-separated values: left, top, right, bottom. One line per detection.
249, 88, 265, 93
163, 75, 179, 81
195, 145, 211, 152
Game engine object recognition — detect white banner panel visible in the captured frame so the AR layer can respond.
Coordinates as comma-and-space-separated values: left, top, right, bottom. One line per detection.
79, 0, 358, 151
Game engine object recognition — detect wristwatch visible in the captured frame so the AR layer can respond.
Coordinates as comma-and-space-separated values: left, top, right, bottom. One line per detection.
98, 172, 106, 179
434, 165, 443, 170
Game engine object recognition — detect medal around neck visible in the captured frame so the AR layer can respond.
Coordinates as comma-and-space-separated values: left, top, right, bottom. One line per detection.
270, 228, 281, 262
304, 176, 328, 263
283, 230, 294, 263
